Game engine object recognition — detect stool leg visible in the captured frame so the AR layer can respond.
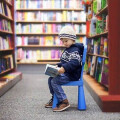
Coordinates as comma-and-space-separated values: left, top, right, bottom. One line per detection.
52, 94, 58, 109
78, 86, 86, 110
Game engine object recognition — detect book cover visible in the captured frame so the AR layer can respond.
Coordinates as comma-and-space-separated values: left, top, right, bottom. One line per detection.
101, 58, 109, 87
100, 37, 104, 55
103, 38, 108, 56
96, 20, 103, 34
93, 40, 98, 54
101, 0, 107, 9
90, 16, 97, 36
90, 56, 97, 77
86, 55, 92, 74
93, 0, 97, 14
95, 57, 103, 82
45, 64, 60, 77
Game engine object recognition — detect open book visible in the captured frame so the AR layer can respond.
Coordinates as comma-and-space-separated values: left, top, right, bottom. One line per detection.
45, 64, 60, 77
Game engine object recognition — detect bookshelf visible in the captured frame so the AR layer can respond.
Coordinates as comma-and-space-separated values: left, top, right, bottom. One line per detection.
84, 0, 120, 112
0, 0, 22, 96
15, 0, 86, 65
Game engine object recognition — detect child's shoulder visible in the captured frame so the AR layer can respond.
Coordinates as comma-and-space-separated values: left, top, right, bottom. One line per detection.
70, 43, 84, 55
74, 43, 84, 49
71, 43, 84, 50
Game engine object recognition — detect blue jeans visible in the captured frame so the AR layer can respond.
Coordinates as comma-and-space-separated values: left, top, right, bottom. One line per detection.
48, 74, 71, 102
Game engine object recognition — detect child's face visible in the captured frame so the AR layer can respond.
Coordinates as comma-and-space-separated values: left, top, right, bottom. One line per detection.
61, 38, 75, 48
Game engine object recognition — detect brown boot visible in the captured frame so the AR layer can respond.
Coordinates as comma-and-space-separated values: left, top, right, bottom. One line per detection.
45, 98, 53, 108
53, 99, 70, 112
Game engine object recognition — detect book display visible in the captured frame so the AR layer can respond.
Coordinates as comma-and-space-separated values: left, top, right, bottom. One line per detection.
15, 0, 86, 64
83, 0, 120, 112
0, 0, 22, 96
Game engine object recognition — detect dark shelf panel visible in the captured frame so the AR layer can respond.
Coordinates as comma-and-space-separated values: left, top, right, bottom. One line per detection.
0, 14, 13, 21
96, 5, 108, 16
0, 48, 14, 52
87, 31, 108, 39
0, 30, 13, 35
87, 53, 109, 59
0, 68, 14, 76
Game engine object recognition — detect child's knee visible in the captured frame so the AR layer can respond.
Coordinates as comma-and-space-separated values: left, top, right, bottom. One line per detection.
51, 78, 58, 87
48, 77, 53, 83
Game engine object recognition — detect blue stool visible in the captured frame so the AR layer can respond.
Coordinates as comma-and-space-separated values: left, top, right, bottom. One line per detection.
52, 45, 87, 110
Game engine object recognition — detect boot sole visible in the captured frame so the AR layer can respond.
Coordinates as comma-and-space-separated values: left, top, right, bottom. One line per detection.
53, 104, 70, 112
45, 106, 52, 108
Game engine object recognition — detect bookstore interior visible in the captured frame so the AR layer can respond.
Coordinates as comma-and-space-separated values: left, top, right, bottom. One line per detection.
0, 0, 120, 112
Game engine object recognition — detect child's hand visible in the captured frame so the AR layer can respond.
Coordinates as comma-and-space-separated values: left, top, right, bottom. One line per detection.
58, 67, 65, 74
55, 65, 58, 68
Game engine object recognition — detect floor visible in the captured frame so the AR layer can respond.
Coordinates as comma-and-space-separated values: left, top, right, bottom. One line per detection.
0, 73, 120, 120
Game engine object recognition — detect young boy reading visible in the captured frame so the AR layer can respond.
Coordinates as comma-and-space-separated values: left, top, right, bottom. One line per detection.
45, 25, 84, 112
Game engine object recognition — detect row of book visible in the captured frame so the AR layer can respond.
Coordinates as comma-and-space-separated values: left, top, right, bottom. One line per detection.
17, 48, 63, 61
16, 23, 86, 34
16, 36, 86, 46
0, 54, 14, 73
87, 14, 108, 36
17, 36, 63, 46
16, 0, 83, 9
16, 11, 86, 22
85, 55, 108, 87
93, 0, 107, 14
0, 36, 12, 50
0, 1, 12, 19
87, 37, 108, 56
0, 19, 12, 32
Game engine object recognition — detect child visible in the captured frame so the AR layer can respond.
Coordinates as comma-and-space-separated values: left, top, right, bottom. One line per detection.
45, 26, 84, 112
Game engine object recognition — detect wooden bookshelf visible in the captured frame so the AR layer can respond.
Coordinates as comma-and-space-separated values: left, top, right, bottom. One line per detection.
0, 0, 22, 96
0, 68, 14, 75
15, 0, 86, 65
0, 48, 14, 51
0, 13, 13, 21
87, 53, 109, 59
84, 0, 120, 112
16, 33, 86, 36
87, 31, 108, 39
17, 59, 60, 61
17, 62, 59, 65
16, 21, 86, 24
0, 30, 13, 34
96, 5, 108, 16
16, 45, 65, 48
16, 8, 84, 11
17, 59, 60, 64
